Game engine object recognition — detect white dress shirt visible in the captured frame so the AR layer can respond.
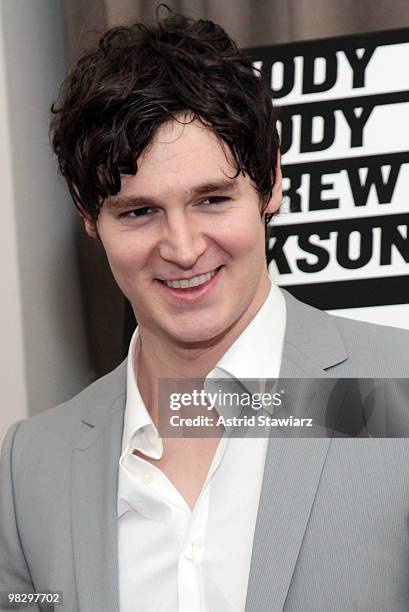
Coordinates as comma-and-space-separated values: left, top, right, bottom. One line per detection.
118, 283, 286, 611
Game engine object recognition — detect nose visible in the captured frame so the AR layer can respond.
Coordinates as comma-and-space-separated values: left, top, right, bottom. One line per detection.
158, 212, 207, 269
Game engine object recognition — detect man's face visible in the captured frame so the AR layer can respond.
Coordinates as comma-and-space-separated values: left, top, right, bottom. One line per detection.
92, 117, 281, 347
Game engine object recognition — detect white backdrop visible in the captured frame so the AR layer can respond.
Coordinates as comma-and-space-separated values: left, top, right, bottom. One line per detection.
249, 30, 409, 330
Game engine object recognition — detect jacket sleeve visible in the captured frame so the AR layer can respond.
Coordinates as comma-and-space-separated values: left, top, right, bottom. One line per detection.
0, 421, 38, 611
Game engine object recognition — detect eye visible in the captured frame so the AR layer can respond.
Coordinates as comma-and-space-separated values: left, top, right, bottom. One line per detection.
120, 207, 156, 218
199, 196, 230, 206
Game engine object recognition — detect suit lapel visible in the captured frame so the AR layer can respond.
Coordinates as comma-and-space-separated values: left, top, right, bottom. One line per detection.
70, 363, 127, 612
245, 436, 331, 612
246, 291, 349, 612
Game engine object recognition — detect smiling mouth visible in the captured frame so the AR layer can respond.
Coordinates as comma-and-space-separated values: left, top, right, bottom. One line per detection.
158, 266, 222, 289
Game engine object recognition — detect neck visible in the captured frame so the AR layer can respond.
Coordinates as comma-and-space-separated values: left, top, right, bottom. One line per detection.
139, 330, 228, 381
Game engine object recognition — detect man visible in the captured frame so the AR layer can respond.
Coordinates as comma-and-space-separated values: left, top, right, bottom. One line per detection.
1, 12, 409, 612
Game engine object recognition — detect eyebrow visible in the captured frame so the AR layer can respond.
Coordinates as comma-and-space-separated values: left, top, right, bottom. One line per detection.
105, 177, 241, 209
190, 178, 240, 196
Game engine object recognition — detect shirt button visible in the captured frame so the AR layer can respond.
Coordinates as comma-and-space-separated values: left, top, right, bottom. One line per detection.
148, 433, 157, 445
142, 471, 154, 484
184, 543, 196, 560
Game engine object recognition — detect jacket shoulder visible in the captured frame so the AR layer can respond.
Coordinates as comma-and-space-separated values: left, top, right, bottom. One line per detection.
7, 359, 127, 455
282, 288, 409, 377
328, 312, 409, 377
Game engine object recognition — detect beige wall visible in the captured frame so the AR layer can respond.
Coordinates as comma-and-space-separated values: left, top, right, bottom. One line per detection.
0, 0, 90, 444
0, 6, 27, 441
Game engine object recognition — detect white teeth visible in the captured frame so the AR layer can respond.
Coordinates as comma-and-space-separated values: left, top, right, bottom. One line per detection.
163, 269, 218, 289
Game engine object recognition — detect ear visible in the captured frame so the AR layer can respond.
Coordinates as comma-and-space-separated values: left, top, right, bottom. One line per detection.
83, 216, 98, 239
265, 150, 282, 215
72, 185, 99, 239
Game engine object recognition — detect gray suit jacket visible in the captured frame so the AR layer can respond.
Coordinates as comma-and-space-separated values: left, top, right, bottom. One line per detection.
1, 290, 409, 611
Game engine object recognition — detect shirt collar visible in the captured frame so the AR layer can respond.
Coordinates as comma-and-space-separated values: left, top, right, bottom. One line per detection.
122, 334, 162, 458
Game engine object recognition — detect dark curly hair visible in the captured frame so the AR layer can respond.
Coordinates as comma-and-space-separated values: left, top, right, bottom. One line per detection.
50, 11, 279, 223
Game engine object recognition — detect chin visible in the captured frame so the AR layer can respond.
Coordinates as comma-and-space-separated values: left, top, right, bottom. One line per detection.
168, 318, 233, 348
171, 329, 219, 346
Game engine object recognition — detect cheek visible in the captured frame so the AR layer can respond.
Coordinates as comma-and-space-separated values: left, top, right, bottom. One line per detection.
220, 215, 265, 261
106, 242, 135, 272
102, 234, 150, 287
